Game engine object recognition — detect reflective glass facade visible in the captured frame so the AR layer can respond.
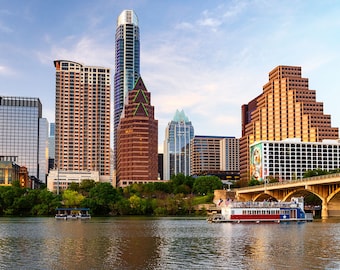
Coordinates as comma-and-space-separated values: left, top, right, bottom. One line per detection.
0, 96, 48, 182
163, 110, 194, 180
114, 10, 140, 171
48, 123, 55, 159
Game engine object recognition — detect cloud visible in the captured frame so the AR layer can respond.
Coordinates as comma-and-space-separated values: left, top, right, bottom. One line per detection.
36, 35, 113, 68
0, 65, 14, 76
222, 1, 247, 19
175, 22, 194, 30
176, 2, 248, 33
197, 17, 221, 28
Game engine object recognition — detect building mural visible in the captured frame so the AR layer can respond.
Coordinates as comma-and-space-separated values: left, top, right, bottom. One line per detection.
250, 143, 263, 181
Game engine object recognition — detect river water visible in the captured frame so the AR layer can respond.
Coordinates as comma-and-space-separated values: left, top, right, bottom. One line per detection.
0, 217, 339, 270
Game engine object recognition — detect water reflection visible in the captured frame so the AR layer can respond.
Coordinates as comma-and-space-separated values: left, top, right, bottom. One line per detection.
0, 217, 339, 269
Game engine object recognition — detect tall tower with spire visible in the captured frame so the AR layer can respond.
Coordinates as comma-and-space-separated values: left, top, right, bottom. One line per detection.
114, 10, 140, 174
163, 110, 194, 180
117, 77, 158, 187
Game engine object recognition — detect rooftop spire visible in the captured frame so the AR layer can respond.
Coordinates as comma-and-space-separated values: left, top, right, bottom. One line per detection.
173, 109, 189, 122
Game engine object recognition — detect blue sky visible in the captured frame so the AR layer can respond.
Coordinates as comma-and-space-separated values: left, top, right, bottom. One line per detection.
1, 0, 340, 152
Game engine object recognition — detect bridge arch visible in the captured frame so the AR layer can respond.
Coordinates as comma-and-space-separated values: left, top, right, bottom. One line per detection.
281, 189, 322, 203
324, 187, 340, 217
253, 193, 278, 202
327, 187, 340, 203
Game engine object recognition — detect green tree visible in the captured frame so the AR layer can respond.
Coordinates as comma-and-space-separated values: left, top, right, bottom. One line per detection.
62, 190, 84, 207
79, 179, 96, 196
129, 194, 143, 214
170, 173, 193, 194
1, 185, 26, 215
153, 182, 171, 194
31, 189, 61, 216
11, 190, 35, 216
192, 176, 223, 195
68, 182, 80, 192
82, 182, 120, 216
113, 197, 131, 215
303, 169, 328, 178
182, 195, 194, 215
0, 186, 61, 216
248, 179, 260, 186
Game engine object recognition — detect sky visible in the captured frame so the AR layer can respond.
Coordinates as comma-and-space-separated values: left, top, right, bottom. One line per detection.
1, 0, 340, 153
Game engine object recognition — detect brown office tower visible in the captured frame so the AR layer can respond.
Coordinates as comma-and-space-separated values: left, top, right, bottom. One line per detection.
54, 60, 111, 182
240, 65, 338, 184
117, 77, 158, 187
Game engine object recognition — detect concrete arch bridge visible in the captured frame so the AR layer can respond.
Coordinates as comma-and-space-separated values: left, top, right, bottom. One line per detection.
235, 173, 340, 219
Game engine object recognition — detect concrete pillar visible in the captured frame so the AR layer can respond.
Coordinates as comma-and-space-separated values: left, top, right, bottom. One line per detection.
213, 190, 227, 205
321, 200, 328, 219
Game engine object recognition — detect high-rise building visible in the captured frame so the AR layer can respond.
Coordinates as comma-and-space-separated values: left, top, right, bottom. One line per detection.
163, 109, 194, 180
114, 10, 140, 173
117, 77, 158, 187
54, 60, 111, 182
0, 96, 48, 183
190, 136, 239, 177
240, 65, 339, 183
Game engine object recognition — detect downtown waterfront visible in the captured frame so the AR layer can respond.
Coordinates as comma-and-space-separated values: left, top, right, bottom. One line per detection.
0, 217, 339, 270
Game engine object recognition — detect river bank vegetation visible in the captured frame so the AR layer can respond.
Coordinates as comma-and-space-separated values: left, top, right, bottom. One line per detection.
0, 174, 223, 217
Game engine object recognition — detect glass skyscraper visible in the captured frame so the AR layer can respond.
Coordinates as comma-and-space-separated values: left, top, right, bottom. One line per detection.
48, 123, 55, 171
163, 110, 194, 180
114, 10, 140, 172
0, 96, 48, 182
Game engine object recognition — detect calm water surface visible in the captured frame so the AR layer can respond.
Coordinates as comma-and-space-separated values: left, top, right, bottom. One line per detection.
0, 217, 339, 269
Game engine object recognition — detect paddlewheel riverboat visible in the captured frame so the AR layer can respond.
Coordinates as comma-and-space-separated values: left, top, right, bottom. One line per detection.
208, 197, 313, 223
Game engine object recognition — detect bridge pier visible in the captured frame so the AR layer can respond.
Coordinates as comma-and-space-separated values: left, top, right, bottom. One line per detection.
322, 200, 328, 219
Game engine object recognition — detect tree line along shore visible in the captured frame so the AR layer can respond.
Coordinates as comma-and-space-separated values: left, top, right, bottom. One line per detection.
0, 174, 223, 217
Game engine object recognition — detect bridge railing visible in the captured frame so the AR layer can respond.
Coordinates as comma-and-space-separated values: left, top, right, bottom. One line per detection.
236, 172, 340, 191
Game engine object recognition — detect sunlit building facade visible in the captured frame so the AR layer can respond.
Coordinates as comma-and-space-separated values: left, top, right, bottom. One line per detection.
54, 60, 111, 182
190, 136, 239, 176
0, 96, 48, 182
114, 10, 140, 172
0, 161, 20, 186
240, 66, 339, 183
163, 110, 194, 180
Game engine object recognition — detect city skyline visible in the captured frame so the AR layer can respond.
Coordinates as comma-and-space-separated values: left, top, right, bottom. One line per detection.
1, 1, 340, 153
